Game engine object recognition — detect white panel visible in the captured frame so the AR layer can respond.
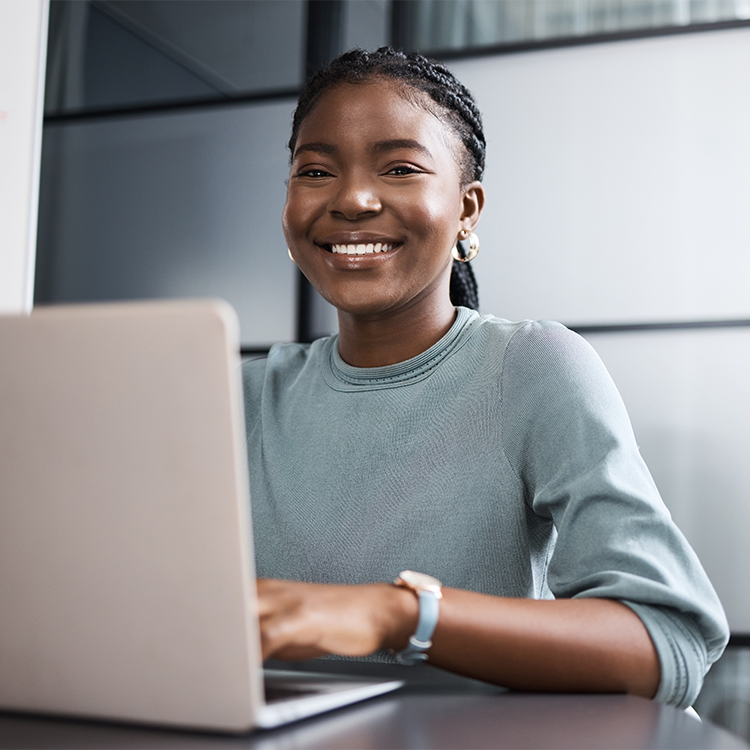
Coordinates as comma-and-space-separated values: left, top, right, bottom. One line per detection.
583, 328, 750, 631
448, 27, 750, 324
37, 100, 297, 347
0, 0, 48, 314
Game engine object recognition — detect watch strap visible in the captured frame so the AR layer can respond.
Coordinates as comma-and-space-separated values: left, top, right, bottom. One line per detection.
394, 589, 440, 665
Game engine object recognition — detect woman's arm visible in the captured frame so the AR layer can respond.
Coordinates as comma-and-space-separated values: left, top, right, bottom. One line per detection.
257, 579, 660, 698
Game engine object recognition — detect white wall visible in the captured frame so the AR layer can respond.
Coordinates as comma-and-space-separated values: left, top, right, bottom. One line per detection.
448, 28, 750, 630
0, 0, 49, 314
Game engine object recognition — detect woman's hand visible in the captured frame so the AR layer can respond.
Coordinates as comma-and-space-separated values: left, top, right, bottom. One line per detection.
257, 578, 417, 662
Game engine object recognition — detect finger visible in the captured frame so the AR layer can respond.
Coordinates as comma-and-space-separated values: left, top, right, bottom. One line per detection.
260, 609, 324, 661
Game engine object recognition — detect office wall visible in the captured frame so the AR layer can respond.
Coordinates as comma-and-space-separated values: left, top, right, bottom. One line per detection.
0, 0, 49, 314
448, 27, 750, 630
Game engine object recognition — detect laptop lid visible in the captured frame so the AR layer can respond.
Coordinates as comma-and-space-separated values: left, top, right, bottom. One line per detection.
0, 300, 264, 731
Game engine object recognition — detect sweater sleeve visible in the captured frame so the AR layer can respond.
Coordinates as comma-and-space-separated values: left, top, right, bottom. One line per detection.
499, 320, 729, 708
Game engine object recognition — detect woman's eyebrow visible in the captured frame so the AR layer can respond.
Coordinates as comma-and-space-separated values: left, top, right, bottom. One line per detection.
293, 142, 337, 159
293, 139, 432, 160
371, 139, 432, 157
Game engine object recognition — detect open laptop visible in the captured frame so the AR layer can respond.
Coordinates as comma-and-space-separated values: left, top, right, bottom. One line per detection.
0, 299, 402, 732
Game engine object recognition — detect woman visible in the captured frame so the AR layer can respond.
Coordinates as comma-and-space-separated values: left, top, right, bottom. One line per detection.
243, 48, 728, 707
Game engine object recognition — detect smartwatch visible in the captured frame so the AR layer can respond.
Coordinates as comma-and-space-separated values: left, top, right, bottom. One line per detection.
393, 570, 443, 665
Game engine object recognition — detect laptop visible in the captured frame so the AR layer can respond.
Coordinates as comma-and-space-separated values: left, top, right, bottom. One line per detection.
0, 299, 402, 732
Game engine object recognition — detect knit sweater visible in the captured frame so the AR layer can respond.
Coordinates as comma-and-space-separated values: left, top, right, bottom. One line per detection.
242, 306, 729, 707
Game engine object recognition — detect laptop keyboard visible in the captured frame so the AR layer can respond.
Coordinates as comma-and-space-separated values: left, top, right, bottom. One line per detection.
264, 681, 319, 703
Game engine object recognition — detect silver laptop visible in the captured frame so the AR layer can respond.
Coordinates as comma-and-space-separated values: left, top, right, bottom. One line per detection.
0, 299, 402, 732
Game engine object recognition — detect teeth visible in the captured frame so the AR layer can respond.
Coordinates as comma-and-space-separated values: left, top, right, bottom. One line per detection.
330, 243, 395, 255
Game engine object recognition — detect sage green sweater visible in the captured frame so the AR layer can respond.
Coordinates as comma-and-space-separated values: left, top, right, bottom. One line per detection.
242, 307, 728, 707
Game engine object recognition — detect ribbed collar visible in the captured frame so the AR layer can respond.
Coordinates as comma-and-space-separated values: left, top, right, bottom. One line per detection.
322, 307, 479, 392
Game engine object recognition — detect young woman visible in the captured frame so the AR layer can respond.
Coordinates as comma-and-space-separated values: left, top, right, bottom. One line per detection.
243, 48, 728, 707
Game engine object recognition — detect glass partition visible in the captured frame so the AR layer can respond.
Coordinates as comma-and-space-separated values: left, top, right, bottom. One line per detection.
393, 0, 750, 54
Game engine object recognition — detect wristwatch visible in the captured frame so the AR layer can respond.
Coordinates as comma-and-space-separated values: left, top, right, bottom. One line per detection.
393, 570, 443, 665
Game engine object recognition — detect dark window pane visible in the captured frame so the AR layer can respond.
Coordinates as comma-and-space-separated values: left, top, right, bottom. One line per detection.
45, 0, 305, 115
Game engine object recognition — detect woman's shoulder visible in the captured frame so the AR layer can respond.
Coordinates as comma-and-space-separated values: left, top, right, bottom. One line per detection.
465, 312, 595, 367
470, 311, 573, 340
465, 312, 618, 407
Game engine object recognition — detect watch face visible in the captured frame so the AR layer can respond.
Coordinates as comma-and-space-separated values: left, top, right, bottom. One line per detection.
397, 570, 442, 592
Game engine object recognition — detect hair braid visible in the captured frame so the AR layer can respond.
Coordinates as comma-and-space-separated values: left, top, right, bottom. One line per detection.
289, 47, 484, 310
449, 259, 479, 311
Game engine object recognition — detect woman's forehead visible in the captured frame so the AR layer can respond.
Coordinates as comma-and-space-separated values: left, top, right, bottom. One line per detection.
305, 79, 424, 121
296, 79, 460, 153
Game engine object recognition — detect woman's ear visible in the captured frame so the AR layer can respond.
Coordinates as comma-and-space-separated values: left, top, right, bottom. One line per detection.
460, 181, 485, 232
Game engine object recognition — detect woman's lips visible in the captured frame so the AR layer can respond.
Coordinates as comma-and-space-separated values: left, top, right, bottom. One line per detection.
327, 242, 399, 255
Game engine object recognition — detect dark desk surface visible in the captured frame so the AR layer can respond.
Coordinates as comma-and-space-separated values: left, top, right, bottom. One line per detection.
1, 689, 747, 750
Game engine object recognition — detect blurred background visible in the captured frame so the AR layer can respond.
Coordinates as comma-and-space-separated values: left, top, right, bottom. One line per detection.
7, 0, 750, 739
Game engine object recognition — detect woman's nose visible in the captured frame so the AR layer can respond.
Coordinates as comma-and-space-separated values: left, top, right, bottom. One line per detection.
328, 174, 381, 219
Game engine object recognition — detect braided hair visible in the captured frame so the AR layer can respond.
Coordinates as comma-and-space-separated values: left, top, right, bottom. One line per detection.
289, 47, 485, 310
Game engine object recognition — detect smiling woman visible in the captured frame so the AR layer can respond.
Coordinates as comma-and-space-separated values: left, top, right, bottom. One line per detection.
242, 48, 728, 708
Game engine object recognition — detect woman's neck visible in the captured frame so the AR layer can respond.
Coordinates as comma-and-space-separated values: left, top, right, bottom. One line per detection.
335, 297, 457, 368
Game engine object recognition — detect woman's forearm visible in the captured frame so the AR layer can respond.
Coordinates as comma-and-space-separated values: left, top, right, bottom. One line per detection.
396, 588, 660, 698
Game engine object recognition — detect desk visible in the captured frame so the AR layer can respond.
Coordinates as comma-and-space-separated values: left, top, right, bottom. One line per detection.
1, 690, 747, 749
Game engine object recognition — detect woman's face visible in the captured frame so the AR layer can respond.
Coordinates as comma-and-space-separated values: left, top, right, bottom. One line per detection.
282, 79, 482, 320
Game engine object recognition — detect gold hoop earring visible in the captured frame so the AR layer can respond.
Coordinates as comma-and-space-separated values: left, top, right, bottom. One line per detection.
287, 247, 296, 264
451, 231, 479, 263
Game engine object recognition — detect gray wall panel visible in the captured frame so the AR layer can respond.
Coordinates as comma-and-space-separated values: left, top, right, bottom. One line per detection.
37, 99, 297, 347
448, 27, 750, 325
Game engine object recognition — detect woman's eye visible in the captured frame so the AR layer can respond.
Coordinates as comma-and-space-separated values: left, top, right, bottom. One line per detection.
298, 168, 332, 178
385, 165, 422, 176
